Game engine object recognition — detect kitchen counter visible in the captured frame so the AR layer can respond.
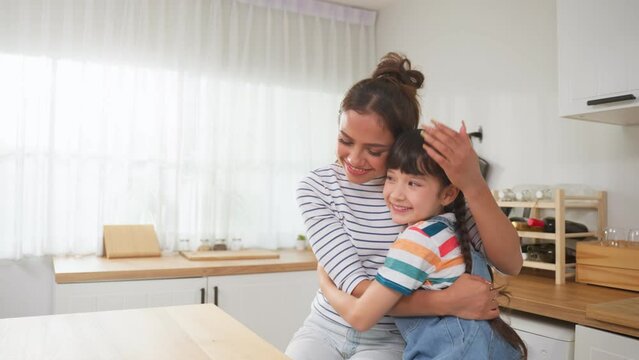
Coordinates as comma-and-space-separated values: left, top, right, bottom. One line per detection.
495, 270, 639, 338
53, 251, 638, 338
54, 249, 317, 284
0, 304, 289, 359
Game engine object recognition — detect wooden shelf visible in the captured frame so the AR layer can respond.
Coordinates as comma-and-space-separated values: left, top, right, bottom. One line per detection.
523, 260, 556, 270
495, 189, 607, 285
521, 261, 577, 272
497, 197, 601, 209
517, 231, 598, 240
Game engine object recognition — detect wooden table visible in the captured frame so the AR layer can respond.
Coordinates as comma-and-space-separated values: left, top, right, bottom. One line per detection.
495, 271, 639, 338
0, 304, 289, 359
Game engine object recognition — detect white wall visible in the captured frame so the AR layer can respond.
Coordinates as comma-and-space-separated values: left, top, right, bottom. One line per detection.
0, 257, 53, 318
377, 0, 639, 229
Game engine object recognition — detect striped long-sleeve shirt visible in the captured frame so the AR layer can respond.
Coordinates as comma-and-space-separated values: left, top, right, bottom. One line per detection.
296, 163, 484, 330
376, 213, 466, 295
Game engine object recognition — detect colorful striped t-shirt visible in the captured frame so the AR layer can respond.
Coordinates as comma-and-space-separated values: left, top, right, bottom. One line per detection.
376, 213, 466, 294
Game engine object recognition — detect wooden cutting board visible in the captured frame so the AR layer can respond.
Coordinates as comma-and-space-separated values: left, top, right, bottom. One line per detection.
103, 224, 161, 259
180, 250, 280, 261
586, 297, 639, 330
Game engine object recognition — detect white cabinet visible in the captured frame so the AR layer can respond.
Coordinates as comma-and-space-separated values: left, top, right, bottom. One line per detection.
575, 325, 639, 359
54, 277, 206, 314
505, 311, 575, 360
557, 0, 639, 125
207, 270, 317, 351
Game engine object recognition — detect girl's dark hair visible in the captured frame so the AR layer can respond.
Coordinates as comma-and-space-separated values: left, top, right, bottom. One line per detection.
387, 130, 528, 359
341, 52, 424, 138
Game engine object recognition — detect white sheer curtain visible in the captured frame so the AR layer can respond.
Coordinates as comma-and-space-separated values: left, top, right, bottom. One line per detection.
0, 0, 376, 259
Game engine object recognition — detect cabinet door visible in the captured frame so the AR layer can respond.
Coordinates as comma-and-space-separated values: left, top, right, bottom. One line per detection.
575, 325, 639, 359
54, 277, 207, 314
558, 0, 639, 124
207, 271, 317, 351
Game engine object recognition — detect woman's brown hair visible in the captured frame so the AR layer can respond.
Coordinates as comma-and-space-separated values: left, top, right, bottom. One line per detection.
386, 129, 528, 359
340, 52, 425, 138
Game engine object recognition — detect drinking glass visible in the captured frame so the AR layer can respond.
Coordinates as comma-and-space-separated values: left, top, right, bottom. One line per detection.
628, 229, 639, 243
604, 227, 621, 246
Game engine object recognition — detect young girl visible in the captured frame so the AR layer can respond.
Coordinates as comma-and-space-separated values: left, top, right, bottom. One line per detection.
317, 129, 527, 359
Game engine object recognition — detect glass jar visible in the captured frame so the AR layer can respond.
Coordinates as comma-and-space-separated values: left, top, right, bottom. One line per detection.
197, 239, 211, 251
229, 238, 243, 251
177, 238, 191, 252
212, 238, 228, 251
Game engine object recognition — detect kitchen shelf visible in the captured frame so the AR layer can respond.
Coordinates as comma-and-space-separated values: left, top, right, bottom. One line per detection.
496, 189, 607, 284
516, 231, 597, 240
522, 260, 577, 272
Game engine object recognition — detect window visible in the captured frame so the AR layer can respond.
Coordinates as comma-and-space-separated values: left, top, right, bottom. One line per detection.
0, 0, 376, 258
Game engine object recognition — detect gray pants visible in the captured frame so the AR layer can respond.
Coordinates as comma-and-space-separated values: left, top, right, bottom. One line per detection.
285, 311, 405, 360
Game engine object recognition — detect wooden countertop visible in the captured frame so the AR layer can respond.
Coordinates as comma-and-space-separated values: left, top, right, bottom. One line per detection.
53, 250, 638, 338
0, 304, 289, 359
495, 270, 639, 338
54, 249, 317, 284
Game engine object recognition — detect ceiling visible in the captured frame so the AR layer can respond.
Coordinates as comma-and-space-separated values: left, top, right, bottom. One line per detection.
323, 0, 398, 10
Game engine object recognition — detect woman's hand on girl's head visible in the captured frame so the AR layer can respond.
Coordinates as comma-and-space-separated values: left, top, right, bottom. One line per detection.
445, 273, 500, 320
421, 120, 486, 197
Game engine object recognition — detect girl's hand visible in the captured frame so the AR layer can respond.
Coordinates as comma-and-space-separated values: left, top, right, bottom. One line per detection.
445, 273, 499, 320
317, 264, 335, 290
421, 120, 485, 196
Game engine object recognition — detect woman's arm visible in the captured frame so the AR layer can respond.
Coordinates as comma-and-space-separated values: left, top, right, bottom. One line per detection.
390, 274, 499, 318
421, 120, 523, 275
318, 265, 402, 332
296, 172, 369, 293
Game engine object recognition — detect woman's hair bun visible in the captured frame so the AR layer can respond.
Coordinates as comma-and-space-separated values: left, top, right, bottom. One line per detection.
372, 52, 424, 90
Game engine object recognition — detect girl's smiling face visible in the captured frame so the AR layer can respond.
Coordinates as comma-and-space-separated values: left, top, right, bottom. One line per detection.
383, 169, 458, 225
337, 110, 394, 184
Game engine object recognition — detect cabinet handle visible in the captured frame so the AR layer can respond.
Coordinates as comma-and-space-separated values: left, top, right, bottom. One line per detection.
213, 286, 218, 306
200, 288, 205, 304
587, 94, 636, 106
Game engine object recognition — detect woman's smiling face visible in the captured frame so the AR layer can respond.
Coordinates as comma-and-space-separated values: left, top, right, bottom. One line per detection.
337, 110, 395, 184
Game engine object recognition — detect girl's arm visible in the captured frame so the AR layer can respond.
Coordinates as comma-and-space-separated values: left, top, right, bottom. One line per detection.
351, 221, 499, 320
351, 267, 498, 320
421, 120, 523, 275
318, 265, 402, 332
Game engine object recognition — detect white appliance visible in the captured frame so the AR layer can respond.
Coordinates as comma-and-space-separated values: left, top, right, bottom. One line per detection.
502, 310, 575, 360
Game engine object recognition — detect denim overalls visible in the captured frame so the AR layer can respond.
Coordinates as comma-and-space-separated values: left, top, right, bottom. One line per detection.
394, 246, 522, 360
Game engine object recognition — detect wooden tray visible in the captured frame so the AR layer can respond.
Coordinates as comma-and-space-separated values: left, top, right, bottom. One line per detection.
180, 250, 280, 261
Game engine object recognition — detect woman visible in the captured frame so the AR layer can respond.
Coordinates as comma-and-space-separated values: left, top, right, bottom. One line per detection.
285, 53, 522, 360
